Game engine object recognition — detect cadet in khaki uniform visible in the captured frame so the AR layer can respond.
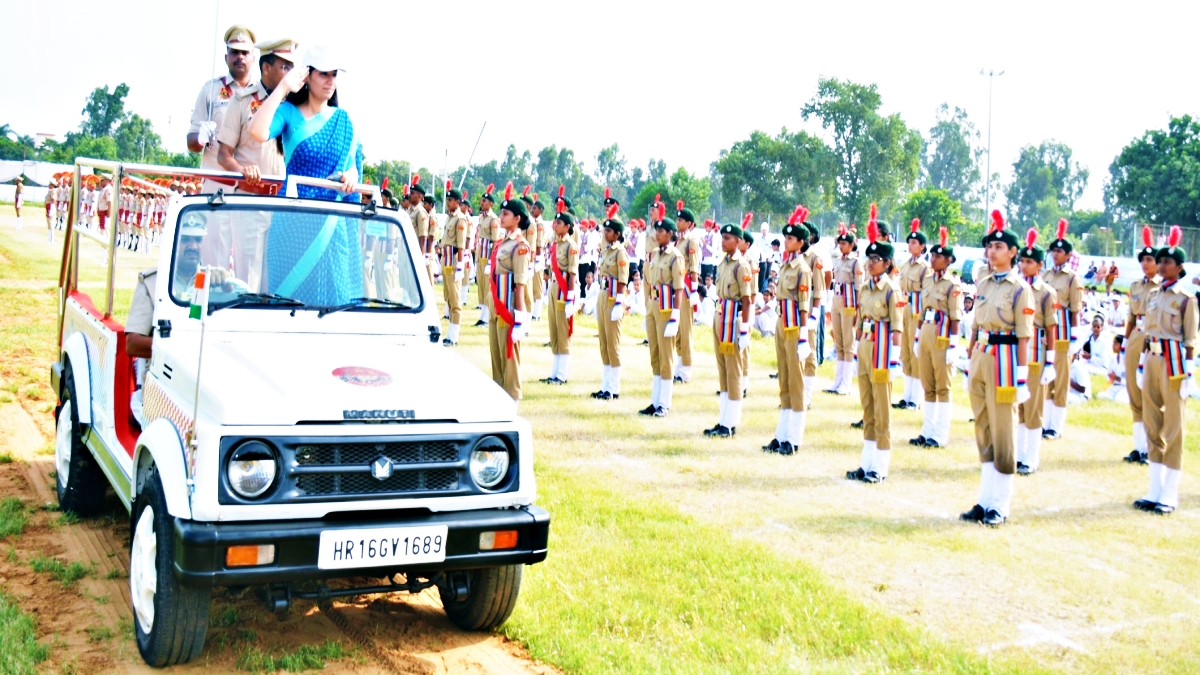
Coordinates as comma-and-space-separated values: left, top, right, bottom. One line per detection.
542, 200, 579, 385
801, 219, 827, 407
674, 202, 703, 384
895, 220, 930, 410
845, 219, 903, 484
407, 179, 433, 287
763, 214, 813, 455
593, 205, 630, 400
521, 191, 545, 319
639, 212, 687, 417
1123, 226, 1161, 464
961, 211, 1034, 527
1014, 230, 1058, 475
1041, 219, 1085, 439
1134, 228, 1196, 515
473, 186, 501, 327
737, 221, 759, 396
705, 223, 754, 438
911, 227, 962, 449
440, 185, 469, 345
487, 186, 533, 401
827, 224, 861, 395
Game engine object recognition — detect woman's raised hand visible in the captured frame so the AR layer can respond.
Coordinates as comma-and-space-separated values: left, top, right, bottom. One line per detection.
281, 66, 308, 95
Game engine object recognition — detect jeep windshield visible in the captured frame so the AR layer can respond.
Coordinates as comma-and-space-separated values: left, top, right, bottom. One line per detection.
168, 204, 423, 313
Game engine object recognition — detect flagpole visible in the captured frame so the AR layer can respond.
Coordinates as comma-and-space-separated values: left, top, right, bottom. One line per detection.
187, 269, 210, 494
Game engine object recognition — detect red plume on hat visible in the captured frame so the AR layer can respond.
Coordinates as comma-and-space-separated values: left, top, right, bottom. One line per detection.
838, 222, 847, 236
867, 219, 879, 245
606, 204, 619, 221
462, 190, 469, 201
869, 203, 878, 225
556, 198, 566, 215
522, 185, 531, 197
657, 203, 667, 221
1025, 227, 1038, 250
1056, 218, 1068, 241
940, 226, 949, 249
558, 185, 565, 199
503, 181, 514, 201
741, 212, 753, 229
797, 206, 809, 223
485, 183, 495, 196
411, 174, 420, 186
653, 192, 661, 205
402, 184, 409, 196
446, 179, 453, 190
676, 199, 685, 212
1169, 224, 1183, 249
381, 177, 389, 190
1142, 225, 1153, 249
910, 218, 920, 234
788, 206, 804, 226
991, 210, 1005, 234
604, 186, 611, 201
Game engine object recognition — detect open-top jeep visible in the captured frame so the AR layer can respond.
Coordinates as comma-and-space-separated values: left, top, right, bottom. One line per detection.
50, 160, 549, 666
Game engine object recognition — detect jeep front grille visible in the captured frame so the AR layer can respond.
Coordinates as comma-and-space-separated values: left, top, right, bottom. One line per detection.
295, 441, 459, 466
296, 469, 458, 495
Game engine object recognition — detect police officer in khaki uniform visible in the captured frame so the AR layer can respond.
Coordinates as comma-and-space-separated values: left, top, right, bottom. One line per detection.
1041, 219, 1086, 439
960, 211, 1034, 527
1014, 230, 1058, 475
542, 199, 579, 385
440, 184, 470, 345
705, 222, 754, 438
826, 224, 861, 395
911, 227, 962, 449
895, 220, 930, 410
845, 218, 903, 484
1123, 226, 1161, 464
474, 185, 501, 327
1134, 228, 1196, 515
764, 212, 813, 455
640, 211, 687, 417
674, 202, 703, 384
487, 185, 533, 400
593, 205, 630, 400
407, 178, 434, 286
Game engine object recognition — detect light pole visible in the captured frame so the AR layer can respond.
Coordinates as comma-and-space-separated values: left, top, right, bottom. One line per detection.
981, 69, 1005, 222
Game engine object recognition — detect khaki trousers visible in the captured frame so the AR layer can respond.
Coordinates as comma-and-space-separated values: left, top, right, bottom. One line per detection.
1126, 328, 1147, 421
443, 265, 462, 324
712, 320, 744, 400
1017, 363, 1047, 430
478, 264, 492, 311
969, 347, 1017, 474
1047, 342, 1070, 407
902, 309, 919, 377
831, 297, 857, 361
488, 316, 521, 400
427, 257, 438, 294
675, 300, 695, 367
647, 307, 675, 380
776, 324, 805, 410
858, 337, 893, 450
803, 324, 819, 377
598, 294, 622, 367
531, 261, 544, 302
1143, 354, 1186, 470
548, 281, 570, 355
917, 322, 952, 402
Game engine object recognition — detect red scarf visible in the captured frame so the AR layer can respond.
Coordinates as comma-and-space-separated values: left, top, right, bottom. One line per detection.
550, 241, 573, 337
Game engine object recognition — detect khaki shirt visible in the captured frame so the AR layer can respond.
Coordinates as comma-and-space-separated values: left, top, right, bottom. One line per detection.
127, 269, 158, 337
476, 211, 501, 254
216, 82, 286, 178
776, 253, 812, 308
598, 241, 630, 285
531, 216, 546, 256
97, 185, 112, 211
919, 271, 963, 321
1042, 265, 1084, 315
409, 204, 430, 239
1128, 275, 1161, 319
676, 228, 702, 277
189, 75, 253, 170
441, 208, 468, 252
803, 249, 826, 304
715, 251, 753, 302
899, 257, 930, 316
493, 231, 531, 305
858, 274, 903, 326
1023, 275, 1058, 330
1145, 281, 1198, 349
550, 235, 579, 280
973, 272, 1034, 339
646, 245, 686, 304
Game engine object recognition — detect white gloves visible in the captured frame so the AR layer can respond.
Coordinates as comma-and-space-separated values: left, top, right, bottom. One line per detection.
1069, 324, 1087, 356
945, 336, 958, 365
1016, 365, 1031, 404
663, 309, 680, 338
196, 120, 218, 146
1136, 351, 1146, 389
610, 300, 624, 322
888, 357, 902, 377
689, 291, 700, 311
738, 323, 751, 350
1182, 362, 1194, 400
510, 309, 531, 343
796, 337, 812, 362
454, 265, 464, 282
1041, 362, 1057, 386
564, 292, 576, 316
483, 262, 492, 275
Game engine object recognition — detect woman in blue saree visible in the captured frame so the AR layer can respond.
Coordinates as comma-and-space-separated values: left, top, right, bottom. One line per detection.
249, 45, 364, 306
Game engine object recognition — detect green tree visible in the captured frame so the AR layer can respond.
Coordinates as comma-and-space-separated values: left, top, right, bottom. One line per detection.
114, 114, 160, 163
0, 124, 38, 161
901, 188, 969, 244
80, 83, 130, 138
712, 128, 836, 221
594, 143, 630, 204
801, 77, 922, 223
629, 167, 713, 221
1109, 115, 1200, 258
1003, 141, 1089, 228
922, 104, 983, 211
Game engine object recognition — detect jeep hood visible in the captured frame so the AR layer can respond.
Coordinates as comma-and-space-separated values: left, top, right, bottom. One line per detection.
176, 334, 517, 425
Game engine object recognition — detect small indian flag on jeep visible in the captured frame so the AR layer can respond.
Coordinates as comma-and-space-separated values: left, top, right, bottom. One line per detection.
188, 270, 209, 320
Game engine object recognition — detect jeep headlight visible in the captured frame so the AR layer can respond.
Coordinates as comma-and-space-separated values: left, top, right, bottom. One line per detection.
226, 441, 278, 499
469, 437, 511, 490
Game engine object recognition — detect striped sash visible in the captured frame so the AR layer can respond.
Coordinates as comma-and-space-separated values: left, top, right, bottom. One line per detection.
550, 243, 573, 337
984, 331, 1020, 403
908, 291, 921, 317
442, 245, 456, 270
655, 284, 674, 314
780, 298, 802, 334
934, 310, 953, 348
605, 276, 618, 299
1053, 305, 1071, 343
718, 299, 739, 354
489, 242, 517, 358
1032, 328, 1047, 365
871, 320, 892, 383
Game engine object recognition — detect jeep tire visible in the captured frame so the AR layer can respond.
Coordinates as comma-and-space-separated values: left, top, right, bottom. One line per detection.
440, 564, 523, 631
131, 470, 211, 666
55, 370, 107, 517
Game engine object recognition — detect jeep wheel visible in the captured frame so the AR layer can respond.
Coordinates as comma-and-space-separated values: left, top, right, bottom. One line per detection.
131, 470, 210, 666
55, 371, 107, 516
439, 565, 523, 631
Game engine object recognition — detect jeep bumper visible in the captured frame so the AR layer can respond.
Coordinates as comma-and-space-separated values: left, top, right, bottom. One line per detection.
173, 505, 550, 588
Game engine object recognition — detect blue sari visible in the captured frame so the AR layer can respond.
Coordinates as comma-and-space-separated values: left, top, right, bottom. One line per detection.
264, 102, 365, 305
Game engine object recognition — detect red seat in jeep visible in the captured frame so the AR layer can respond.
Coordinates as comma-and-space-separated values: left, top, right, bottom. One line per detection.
70, 291, 139, 457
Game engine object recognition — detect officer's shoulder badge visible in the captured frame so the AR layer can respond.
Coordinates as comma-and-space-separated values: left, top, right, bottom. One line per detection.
742, 274, 751, 283
517, 246, 529, 256
1023, 307, 1035, 315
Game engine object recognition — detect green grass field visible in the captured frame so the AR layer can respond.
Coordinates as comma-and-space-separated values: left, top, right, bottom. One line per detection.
2, 205, 1198, 673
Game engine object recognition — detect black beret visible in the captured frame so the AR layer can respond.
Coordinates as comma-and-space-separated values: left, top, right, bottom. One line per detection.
409, 183, 427, 196
446, 189, 463, 201
720, 223, 743, 239
422, 195, 434, 205
782, 224, 806, 240
655, 218, 677, 233
677, 207, 696, 223
501, 197, 529, 218
554, 211, 575, 226
604, 217, 625, 236
875, 220, 891, 238
866, 240, 895, 259
741, 230, 755, 245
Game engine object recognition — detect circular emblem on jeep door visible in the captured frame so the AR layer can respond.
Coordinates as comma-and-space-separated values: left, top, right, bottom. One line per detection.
332, 366, 393, 387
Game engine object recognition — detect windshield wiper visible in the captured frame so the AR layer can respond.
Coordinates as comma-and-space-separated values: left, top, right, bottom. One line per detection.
209, 292, 308, 314
317, 297, 414, 318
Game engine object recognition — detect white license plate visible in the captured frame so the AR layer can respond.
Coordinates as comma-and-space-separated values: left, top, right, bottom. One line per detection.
317, 525, 448, 570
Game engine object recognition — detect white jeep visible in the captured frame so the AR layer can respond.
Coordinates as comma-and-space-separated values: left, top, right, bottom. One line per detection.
50, 161, 549, 667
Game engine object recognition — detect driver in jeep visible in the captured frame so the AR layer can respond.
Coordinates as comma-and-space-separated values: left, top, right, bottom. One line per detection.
125, 212, 246, 424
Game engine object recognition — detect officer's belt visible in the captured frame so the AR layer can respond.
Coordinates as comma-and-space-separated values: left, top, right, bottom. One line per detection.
984, 331, 1018, 346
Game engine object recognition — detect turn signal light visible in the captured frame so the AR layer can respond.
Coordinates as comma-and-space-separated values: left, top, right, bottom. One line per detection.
479, 530, 518, 551
226, 544, 276, 567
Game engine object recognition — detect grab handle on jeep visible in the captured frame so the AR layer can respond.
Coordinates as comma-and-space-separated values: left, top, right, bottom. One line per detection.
285, 176, 381, 201
429, 325, 441, 343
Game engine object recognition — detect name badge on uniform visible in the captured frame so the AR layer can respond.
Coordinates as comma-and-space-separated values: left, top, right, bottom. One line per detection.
924, 308, 935, 322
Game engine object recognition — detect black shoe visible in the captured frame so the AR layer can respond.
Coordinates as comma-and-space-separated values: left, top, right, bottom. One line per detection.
909, 436, 926, 446
823, 387, 839, 394
845, 467, 866, 481
1153, 504, 1176, 515
762, 439, 780, 452
769, 372, 778, 379
923, 438, 941, 448
473, 320, 488, 327
862, 471, 885, 484
652, 406, 669, 418
595, 391, 613, 400
640, 339, 650, 346
892, 400, 909, 409
707, 425, 733, 438
442, 339, 456, 346
960, 504, 986, 522
777, 442, 795, 456
1016, 462, 1035, 476
542, 342, 551, 347
673, 375, 685, 384
851, 419, 864, 429
703, 423, 722, 437
1042, 429, 1059, 440
1122, 450, 1141, 464
982, 509, 1007, 527
1137, 452, 1149, 465
743, 389, 748, 398
1133, 499, 1158, 511
548, 377, 566, 385
906, 401, 920, 410
639, 404, 657, 416
591, 390, 605, 399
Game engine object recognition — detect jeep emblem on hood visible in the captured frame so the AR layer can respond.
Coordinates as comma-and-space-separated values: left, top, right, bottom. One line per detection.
371, 456, 393, 480
343, 409, 415, 420
331, 366, 393, 387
